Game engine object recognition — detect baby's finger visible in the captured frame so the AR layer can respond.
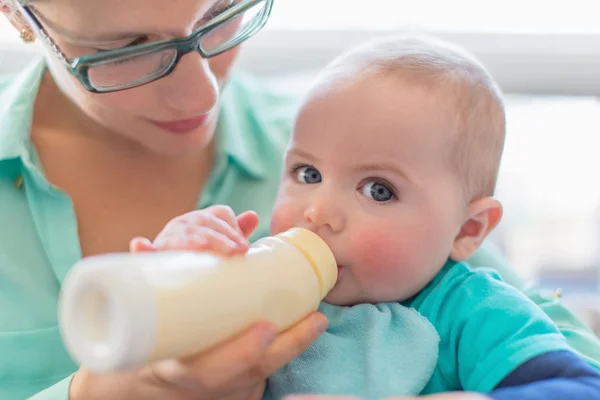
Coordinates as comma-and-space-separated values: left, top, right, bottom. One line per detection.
205, 205, 241, 233
129, 237, 154, 252
156, 212, 248, 249
236, 211, 260, 239
191, 228, 248, 254
190, 212, 249, 247
154, 228, 247, 255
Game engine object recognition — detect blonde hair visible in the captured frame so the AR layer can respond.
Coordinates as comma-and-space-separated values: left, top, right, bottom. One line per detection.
316, 34, 506, 201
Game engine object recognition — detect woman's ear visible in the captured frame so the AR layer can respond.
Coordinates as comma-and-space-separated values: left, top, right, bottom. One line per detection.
450, 197, 502, 261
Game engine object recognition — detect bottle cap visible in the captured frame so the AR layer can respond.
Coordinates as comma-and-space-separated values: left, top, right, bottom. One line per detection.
277, 228, 338, 298
58, 253, 158, 372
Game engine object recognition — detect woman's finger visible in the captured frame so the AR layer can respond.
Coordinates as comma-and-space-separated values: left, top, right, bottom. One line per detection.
156, 312, 327, 394
151, 322, 278, 393
258, 312, 328, 377
285, 396, 362, 400
226, 312, 328, 387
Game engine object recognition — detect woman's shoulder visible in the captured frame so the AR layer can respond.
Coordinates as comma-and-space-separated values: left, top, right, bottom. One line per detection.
0, 56, 45, 97
0, 72, 17, 91
0, 71, 22, 105
0, 57, 45, 164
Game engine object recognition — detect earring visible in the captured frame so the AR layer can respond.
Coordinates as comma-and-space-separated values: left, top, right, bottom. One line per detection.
20, 28, 35, 43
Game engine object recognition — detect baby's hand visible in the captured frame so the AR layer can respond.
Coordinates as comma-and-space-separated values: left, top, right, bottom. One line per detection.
130, 206, 260, 255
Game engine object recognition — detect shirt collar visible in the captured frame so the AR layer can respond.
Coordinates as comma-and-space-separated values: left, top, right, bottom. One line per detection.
0, 55, 46, 162
0, 59, 278, 179
216, 74, 274, 180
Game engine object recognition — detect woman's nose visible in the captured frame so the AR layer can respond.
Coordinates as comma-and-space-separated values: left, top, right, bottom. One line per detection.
160, 52, 218, 115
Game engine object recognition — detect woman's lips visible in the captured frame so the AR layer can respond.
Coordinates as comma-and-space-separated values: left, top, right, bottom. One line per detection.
148, 113, 210, 134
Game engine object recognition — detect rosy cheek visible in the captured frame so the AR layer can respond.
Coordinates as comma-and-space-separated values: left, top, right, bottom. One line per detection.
346, 222, 423, 284
270, 198, 299, 235
102, 92, 138, 110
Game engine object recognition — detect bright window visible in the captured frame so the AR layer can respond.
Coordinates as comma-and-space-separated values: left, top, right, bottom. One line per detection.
266, 0, 600, 34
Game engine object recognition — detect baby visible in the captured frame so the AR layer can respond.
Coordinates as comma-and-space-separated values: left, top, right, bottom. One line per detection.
131, 35, 600, 399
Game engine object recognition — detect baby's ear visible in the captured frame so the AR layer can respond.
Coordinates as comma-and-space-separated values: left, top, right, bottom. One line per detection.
450, 197, 502, 261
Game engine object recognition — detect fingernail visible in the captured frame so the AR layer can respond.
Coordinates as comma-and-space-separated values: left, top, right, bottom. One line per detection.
313, 315, 328, 334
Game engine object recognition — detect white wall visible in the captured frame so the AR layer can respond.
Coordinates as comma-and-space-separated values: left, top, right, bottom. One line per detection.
3, 29, 600, 96
238, 30, 600, 96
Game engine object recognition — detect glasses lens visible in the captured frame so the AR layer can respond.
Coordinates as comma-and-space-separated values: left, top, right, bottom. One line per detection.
83, 0, 270, 92
87, 48, 177, 91
200, 0, 268, 55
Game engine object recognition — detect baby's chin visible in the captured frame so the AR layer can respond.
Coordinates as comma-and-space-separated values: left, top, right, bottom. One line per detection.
323, 285, 415, 306
322, 288, 369, 307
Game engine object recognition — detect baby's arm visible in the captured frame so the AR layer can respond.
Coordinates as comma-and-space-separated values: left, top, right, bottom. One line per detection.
417, 264, 600, 400
488, 350, 600, 399
129, 205, 260, 254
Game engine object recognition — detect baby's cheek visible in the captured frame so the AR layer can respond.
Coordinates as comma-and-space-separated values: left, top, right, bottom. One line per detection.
347, 225, 420, 282
269, 199, 298, 235
348, 222, 432, 294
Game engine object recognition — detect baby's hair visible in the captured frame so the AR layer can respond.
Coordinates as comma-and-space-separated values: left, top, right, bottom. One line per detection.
316, 34, 506, 201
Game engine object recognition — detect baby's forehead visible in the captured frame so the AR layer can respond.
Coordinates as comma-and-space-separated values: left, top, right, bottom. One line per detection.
301, 69, 458, 128
294, 88, 454, 162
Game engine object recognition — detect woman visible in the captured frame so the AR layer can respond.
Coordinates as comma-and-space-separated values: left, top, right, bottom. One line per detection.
0, 0, 598, 399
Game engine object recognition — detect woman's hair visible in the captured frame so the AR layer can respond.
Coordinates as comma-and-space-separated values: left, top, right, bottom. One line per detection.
6, 1, 32, 17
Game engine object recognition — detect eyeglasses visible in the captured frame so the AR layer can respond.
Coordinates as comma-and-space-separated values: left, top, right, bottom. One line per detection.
17, 0, 273, 93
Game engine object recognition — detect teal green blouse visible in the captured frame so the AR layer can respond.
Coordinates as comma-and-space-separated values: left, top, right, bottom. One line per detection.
1, 57, 599, 400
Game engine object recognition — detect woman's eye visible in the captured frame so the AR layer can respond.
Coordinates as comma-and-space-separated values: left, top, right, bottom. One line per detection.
361, 181, 395, 202
295, 166, 322, 184
96, 37, 147, 52
205, 0, 237, 20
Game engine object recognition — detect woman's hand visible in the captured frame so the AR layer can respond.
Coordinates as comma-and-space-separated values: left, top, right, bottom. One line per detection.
66, 205, 327, 399
70, 311, 327, 400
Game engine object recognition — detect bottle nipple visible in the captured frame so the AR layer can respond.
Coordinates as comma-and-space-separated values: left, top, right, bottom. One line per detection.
276, 228, 338, 298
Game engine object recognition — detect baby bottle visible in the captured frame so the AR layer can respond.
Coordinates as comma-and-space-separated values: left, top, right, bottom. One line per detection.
58, 228, 337, 373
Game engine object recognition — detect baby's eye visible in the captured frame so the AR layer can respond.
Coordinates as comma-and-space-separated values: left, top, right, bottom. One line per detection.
295, 166, 322, 184
361, 181, 395, 202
